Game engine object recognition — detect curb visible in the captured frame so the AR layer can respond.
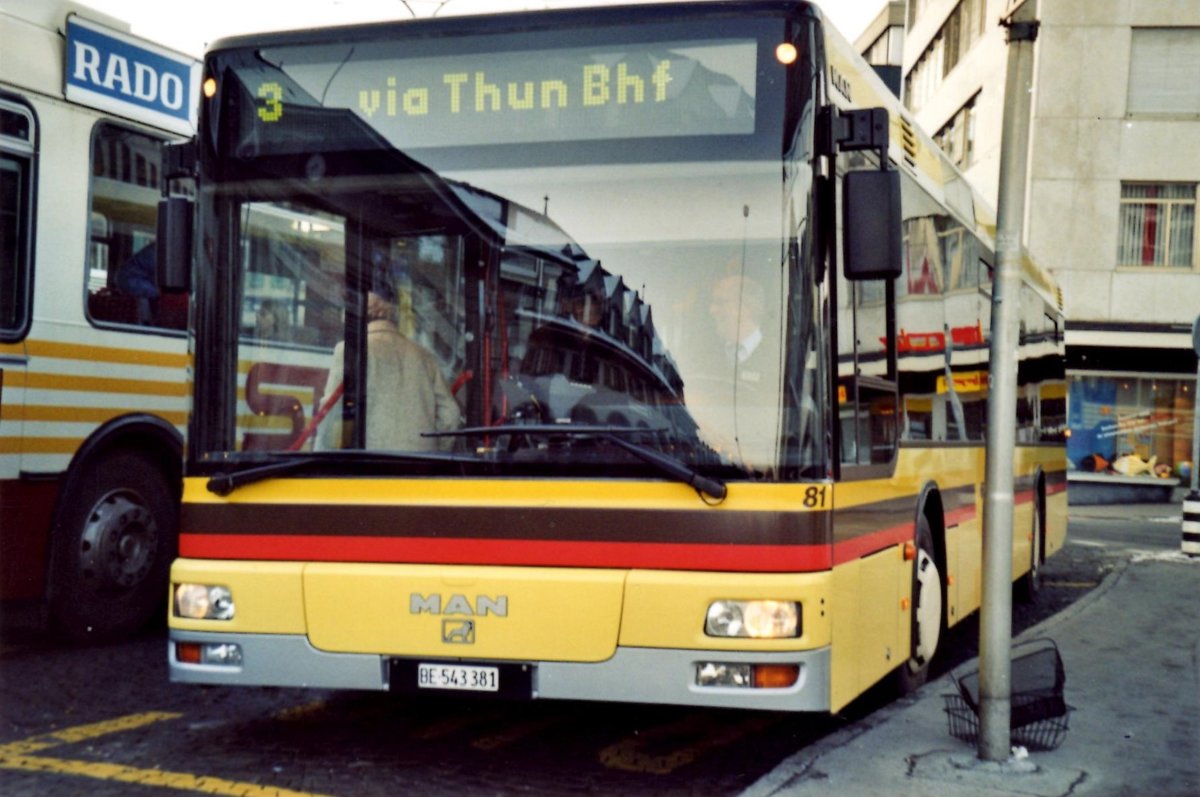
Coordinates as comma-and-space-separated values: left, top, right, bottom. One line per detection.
740, 560, 1133, 797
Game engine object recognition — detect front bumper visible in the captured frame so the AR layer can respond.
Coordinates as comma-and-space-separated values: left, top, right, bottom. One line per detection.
169, 630, 832, 712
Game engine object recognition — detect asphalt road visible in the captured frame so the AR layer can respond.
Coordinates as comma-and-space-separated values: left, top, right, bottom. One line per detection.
0, 504, 1178, 796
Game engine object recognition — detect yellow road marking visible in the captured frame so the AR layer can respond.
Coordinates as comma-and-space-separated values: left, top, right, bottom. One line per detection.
0, 754, 336, 797
0, 711, 336, 797
0, 712, 181, 757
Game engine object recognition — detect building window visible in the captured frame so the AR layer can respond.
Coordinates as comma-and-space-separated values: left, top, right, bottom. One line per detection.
907, 0, 935, 29
1117, 183, 1197, 268
904, 0, 986, 112
864, 25, 905, 67
933, 93, 978, 169
1127, 28, 1200, 116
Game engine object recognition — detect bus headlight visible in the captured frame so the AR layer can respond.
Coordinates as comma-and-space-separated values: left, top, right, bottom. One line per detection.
174, 584, 235, 620
705, 600, 800, 638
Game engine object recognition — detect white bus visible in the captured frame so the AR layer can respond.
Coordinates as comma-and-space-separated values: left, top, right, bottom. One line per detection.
0, 1, 199, 640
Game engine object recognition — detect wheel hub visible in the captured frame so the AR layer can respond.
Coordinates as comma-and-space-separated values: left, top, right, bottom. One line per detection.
912, 549, 942, 665
79, 491, 159, 590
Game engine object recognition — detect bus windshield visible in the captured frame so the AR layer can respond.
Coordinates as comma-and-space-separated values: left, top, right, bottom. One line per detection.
194, 12, 824, 482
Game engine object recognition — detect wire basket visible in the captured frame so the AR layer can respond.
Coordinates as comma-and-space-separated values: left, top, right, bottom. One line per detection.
943, 638, 1072, 751
943, 693, 1071, 751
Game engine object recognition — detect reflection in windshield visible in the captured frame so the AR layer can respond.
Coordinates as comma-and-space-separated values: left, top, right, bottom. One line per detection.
206, 20, 820, 481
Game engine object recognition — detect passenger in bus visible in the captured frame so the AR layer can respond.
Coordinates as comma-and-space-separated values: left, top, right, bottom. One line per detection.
116, 243, 160, 325
317, 281, 461, 451
254, 300, 291, 342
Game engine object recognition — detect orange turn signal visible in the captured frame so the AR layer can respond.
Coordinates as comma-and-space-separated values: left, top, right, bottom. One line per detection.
754, 665, 800, 689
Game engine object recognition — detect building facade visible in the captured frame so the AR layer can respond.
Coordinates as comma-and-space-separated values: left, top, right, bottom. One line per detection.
880, 0, 1200, 495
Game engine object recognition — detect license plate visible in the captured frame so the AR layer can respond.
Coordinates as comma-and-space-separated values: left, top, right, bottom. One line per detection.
417, 663, 500, 692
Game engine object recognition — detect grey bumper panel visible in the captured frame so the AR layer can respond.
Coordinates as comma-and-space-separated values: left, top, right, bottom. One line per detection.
169, 631, 831, 711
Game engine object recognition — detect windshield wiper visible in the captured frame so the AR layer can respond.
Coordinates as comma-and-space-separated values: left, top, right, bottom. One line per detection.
428, 424, 727, 501
205, 451, 475, 496
207, 457, 321, 496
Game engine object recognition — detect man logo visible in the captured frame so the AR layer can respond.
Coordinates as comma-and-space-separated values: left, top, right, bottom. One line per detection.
443, 619, 475, 644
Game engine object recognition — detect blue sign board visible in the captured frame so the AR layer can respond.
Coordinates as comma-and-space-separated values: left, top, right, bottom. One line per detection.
65, 15, 199, 135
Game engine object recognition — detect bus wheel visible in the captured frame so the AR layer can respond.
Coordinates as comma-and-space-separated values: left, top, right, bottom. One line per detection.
1016, 494, 1043, 603
895, 516, 943, 694
49, 450, 177, 643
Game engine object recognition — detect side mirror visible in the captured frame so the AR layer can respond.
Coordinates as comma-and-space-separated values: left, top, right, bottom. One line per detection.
156, 196, 193, 294
842, 169, 902, 281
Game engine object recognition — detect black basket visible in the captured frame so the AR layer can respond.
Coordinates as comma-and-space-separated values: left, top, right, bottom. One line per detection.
943, 638, 1071, 751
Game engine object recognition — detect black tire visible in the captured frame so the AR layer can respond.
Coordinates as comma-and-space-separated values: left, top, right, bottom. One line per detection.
48, 449, 177, 643
894, 514, 944, 695
1016, 492, 1044, 603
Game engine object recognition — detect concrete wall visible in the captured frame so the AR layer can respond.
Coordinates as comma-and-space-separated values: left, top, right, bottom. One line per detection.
903, 0, 1200, 330
1030, 0, 1200, 326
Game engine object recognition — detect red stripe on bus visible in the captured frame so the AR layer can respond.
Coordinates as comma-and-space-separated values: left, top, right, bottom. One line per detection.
179, 534, 835, 572
831, 524, 913, 565
944, 504, 976, 528
178, 488, 1046, 572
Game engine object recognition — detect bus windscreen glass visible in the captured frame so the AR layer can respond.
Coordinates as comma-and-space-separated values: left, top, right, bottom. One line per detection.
198, 17, 823, 483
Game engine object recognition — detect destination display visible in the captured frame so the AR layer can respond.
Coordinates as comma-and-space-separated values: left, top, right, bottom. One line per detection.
246, 38, 758, 149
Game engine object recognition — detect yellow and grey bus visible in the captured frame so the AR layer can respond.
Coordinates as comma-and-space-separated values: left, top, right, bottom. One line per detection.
165, 0, 1066, 712
1, 3, 198, 640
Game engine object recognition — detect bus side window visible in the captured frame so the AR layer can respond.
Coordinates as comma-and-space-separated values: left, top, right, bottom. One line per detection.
839, 376, 898, 467
86, 123, 185, 331
1, 101, 35, 338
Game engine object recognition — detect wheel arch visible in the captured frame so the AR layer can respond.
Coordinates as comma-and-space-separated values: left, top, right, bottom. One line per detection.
47, 414, 183, 574
1033, 466, 1047, 563
916, 481, 947, 576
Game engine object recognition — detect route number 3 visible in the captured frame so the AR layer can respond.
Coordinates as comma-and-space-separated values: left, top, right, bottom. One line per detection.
257, 81, 283, 123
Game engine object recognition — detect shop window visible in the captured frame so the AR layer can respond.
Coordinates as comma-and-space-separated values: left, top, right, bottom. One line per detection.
1117, 182, 1197, 268
1068, 374, 1195, 480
